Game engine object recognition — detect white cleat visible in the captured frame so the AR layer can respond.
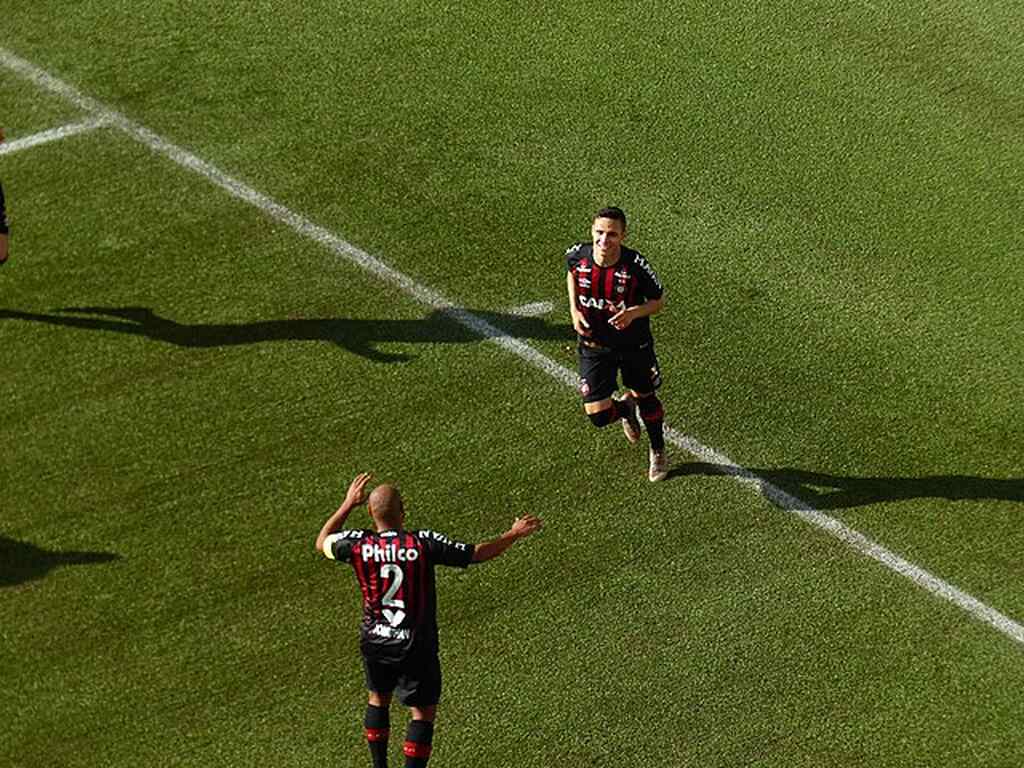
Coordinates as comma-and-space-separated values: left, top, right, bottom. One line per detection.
648, 449, 668, 482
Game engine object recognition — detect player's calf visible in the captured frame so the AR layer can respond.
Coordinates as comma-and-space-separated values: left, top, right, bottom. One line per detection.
403, 720, 434, 767
635, 394, 668, 481
586, 405, 616, 428
634, 393, 665, 449
364, 704, 390, 768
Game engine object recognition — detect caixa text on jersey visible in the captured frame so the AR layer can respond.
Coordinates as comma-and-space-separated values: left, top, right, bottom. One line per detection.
577, 296, 626, 312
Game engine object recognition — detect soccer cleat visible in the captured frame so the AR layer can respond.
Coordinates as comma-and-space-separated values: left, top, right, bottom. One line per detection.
613, 393, 642, 445
648, 449, 668, 482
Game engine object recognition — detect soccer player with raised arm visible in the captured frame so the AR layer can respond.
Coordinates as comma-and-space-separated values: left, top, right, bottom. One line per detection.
566, 206, 669, 480
316, 472, 541, 768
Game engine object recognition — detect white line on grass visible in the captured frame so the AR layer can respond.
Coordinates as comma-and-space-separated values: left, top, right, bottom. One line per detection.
509, 300, 555, 317
3, 46, 1022, 648
0, 116, 109, 155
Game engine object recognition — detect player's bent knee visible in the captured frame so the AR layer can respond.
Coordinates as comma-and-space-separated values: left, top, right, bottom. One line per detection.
410, 705, 436, 723
636, 393, 664, 422
588, 408, 616, 428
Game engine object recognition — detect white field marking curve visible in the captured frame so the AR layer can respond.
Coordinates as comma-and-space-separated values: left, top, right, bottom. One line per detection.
3, 46, 1021, 647
0, 116, 109, 156
509, 300, 555, 317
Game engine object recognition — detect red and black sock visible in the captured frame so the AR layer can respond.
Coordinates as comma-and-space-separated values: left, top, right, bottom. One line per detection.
364, 704, 390, 768
637, 394, 665, 451
587, 401, 621, 427
403, 719, 434, 767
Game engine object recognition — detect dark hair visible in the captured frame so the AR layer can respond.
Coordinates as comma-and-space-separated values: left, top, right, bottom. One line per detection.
593, 206, 627, 229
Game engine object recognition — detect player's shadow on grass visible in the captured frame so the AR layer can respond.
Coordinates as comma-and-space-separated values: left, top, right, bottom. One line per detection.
672, 463, 1024, 510
0, 535, 121, 588
0, 306, 571, 362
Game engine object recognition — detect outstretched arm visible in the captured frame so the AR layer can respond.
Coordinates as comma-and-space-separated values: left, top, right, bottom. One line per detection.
471, 514, 542, 563
315, 472, 372, 554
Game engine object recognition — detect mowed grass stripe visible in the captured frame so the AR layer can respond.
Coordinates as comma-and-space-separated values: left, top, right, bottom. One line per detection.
3, 44, 1022, 650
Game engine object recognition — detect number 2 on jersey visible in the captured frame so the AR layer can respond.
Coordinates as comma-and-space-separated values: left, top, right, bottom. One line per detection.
380, 564, 406, 627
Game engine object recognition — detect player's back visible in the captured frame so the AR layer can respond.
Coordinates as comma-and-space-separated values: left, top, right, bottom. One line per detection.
351, 530, 432, 655
324, 528, 475, 660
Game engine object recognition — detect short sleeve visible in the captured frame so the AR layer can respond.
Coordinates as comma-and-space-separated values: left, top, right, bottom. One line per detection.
633, 253, 663, 300
565, 243, 583, 272
416, 530, 475, 568
322, 529, 366, 561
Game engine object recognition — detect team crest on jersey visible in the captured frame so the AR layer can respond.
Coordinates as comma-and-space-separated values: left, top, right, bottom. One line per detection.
579, 278, 591, 288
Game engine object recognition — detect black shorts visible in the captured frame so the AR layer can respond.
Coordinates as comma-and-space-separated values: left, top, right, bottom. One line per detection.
362, 647, 442, 707
577, 340, 662, 403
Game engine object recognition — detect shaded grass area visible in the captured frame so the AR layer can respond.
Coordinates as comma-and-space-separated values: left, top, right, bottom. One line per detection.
2, 2, 1023, 767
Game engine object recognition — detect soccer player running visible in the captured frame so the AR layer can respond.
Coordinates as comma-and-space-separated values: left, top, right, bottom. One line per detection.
316, 472, 541, 768
566, 206, 669, 481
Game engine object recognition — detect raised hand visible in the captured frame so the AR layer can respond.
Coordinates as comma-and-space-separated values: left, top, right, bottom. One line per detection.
510, 514, 542, 539
344, 472, 373, 508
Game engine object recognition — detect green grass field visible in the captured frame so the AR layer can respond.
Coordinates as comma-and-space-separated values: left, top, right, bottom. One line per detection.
2, 2, 1022, 766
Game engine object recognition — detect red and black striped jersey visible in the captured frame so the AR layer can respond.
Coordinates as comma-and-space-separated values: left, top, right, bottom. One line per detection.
323, 528, 474, 658
566, 243, 663, 348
